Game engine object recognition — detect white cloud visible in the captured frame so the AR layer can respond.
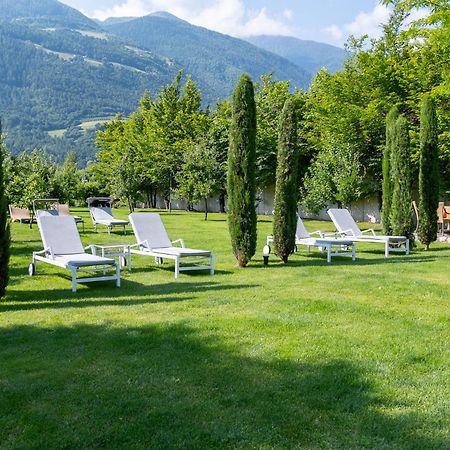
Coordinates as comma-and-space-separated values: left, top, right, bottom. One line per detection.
90, 0, 297, 37
92, 0, 148, 20
324, 24, 343, 42
324, 4, 391, 44
283, 9, 293, 21
345, 4, 391, 38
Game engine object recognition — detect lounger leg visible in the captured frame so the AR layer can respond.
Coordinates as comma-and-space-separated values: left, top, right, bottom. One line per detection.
116, 263, 121, 287
175, 257, 180, 279
210, 254, 215, 275
71, 267, 77, 292
406, 239, 410, 255
352, 243, 356, 261
385, 241, 390, 258
327, 244, 331, 263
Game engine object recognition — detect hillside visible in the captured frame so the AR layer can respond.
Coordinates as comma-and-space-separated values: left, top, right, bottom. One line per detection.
0, 0, 99, 30
245, 35, 348, 75
102, 13, 312, 103
0, 1, 179, 162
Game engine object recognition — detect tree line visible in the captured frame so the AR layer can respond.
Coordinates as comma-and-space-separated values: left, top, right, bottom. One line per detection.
2, 1, 449, 216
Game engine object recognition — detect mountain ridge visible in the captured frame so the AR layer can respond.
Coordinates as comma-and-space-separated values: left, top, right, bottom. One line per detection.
102, 13, 312, 103
245, 35, 348, 74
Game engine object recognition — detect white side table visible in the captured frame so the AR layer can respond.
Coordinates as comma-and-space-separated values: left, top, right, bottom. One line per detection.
91, 243, 132, 271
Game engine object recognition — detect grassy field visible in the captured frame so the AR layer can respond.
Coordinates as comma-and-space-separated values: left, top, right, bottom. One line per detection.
1, 209, 449, 449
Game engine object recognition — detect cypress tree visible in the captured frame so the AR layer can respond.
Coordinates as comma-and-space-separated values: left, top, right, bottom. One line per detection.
418, 95, 439, 250
382, 106, 399, 235
390, 115, 413, 239
227, 75, 257, 267
273, 98, 299, 263
0, 119, 10, 299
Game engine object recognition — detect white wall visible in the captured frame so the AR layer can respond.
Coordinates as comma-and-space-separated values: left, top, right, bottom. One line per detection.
154, 189, 381, 224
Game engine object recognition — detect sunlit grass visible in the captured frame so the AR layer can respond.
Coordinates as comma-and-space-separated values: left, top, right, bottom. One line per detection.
1, 209, 449, 449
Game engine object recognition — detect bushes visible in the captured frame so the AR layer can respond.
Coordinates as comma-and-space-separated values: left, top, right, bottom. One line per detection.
390, 115, 413, 239
418, 95, 439, 249
273, 99, 299, 263
382, 106, 399, 235
0, 121, 10, 299
227, 75, 257, 267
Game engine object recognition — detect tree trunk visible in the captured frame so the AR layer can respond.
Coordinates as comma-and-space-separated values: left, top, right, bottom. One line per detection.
204, 198, 208, 220
219, 192, 226, 213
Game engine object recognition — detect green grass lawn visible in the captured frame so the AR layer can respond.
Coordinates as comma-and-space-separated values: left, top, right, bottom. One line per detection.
1, 209, 449, 449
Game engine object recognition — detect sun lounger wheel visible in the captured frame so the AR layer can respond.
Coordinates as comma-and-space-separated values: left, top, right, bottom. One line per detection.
28, 263, 36, 276
155, 257, 164, 265
120, 256, 127, 267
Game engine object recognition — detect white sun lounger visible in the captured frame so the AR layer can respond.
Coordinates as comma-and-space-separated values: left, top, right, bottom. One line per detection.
129, 212, 214, 278
8, 205, 32, 223
30, 215, 120, 292
90, 207, 128, 233
327, 208, 410, 257
266, 216, 356, 263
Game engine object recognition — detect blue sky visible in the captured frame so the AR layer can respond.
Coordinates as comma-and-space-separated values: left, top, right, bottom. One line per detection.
60, 0, 393, 47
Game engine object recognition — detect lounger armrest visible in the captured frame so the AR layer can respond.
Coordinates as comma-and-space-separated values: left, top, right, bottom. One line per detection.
361, 228, 377, 236
309, 230, 324, 237
340, 228, 356, 236
319, 231, 338, 238
130, 240, 151, 250
33, 247, 50, 257
172, 239, 185, 248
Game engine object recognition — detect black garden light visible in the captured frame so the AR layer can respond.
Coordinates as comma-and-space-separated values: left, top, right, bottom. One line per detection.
263, 244, 271, 266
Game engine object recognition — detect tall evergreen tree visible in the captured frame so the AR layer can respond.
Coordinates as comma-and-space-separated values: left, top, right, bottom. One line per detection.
227, 75, 257, 267
382, 106, 399, 235
418, 94, 439, 249
390, 115, 413, 239
273, 98, 299, 263
0, 119, 10, 299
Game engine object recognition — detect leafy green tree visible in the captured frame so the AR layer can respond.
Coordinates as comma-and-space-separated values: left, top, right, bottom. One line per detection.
418, 94, 439, 249
96, 114, 140, 212
255, 75, 305, 188
382, 106, 399, 235
176, 143, 221, 220
55, 151, 81, 205
207, 100, 231, 212
5, 150, 57, 209
227, 75, 257, 267
390, 115, 414, 238
273, 99, 299, 263
301, 137, 366, 213
0, 120, 10, 299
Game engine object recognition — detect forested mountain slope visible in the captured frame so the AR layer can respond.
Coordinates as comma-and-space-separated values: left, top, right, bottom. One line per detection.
0, 1, 178, 162
103, 13, 312, 103
245, 35, 348, 75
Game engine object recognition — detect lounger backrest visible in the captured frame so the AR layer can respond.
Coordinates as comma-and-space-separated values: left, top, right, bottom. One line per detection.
327, 208, 362, 236
295, 216, 310, 239
36, 209, 59, 219
38, 215, 84, 255
9, 205, 31, 220
91, 207, 114, 221
129, 213, 172, 249
437, 202, 445, 222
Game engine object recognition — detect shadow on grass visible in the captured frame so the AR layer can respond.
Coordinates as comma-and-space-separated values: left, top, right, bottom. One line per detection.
0, 323, 444, 449
250, 251, 449, 268
2, 280, 256, 312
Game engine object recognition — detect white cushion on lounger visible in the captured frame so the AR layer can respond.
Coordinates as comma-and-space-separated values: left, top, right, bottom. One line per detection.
53, 253, 115, 267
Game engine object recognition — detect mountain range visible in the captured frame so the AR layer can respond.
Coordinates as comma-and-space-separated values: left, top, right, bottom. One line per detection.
0, 0, 347, 163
